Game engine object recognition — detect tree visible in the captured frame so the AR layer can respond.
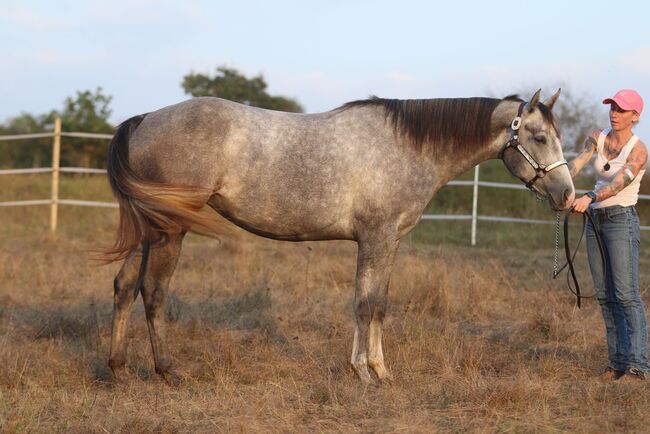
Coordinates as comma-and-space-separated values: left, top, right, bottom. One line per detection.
181, 66, 304, 113
548, 87, 607, 153
55, 87, 114, 168
0, 113, 52, 168
0, 88, 114, 168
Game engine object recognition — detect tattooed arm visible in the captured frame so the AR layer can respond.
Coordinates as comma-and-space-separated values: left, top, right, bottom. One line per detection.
567, 130, 600, 178
573, 139, 648, 213
594, 139, 648, 202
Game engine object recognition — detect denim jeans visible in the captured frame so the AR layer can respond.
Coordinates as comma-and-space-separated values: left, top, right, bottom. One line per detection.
586, 205, 650, 372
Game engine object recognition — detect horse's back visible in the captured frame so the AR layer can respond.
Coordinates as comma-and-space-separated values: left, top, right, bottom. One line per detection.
127, 97, 432, 241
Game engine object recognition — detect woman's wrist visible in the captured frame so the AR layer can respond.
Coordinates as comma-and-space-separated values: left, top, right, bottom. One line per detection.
585, 191, 597, 203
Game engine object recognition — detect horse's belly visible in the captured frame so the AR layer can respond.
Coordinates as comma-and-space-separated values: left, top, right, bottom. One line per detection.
207, 193, 353, 241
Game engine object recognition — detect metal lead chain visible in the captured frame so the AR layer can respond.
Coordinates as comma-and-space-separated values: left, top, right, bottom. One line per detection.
553, 211, 561, 277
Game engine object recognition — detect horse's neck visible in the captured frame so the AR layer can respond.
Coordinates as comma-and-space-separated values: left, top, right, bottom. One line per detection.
433, 100, 517, 182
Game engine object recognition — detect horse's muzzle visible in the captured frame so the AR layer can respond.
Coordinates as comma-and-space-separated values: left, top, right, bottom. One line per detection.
550, 187, 575, 211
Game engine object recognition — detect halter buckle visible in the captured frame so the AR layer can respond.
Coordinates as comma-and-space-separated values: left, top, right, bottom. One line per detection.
511, 116, 522, 131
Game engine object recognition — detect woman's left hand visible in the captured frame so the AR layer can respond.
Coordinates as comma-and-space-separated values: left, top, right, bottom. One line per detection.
572, 195, 592, 213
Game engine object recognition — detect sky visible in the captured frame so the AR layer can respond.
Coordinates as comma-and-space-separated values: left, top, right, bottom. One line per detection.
2, 0, 650, 142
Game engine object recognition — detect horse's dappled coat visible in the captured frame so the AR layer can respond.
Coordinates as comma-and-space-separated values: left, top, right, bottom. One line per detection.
105, 90, 574, 384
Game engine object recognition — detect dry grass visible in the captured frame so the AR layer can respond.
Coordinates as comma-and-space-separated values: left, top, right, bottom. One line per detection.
4, 195, 650, 432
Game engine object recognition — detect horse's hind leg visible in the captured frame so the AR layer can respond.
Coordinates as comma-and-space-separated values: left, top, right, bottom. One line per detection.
140, 232, 185, 386
109, 249, 145, 382
351, 234, 399, 384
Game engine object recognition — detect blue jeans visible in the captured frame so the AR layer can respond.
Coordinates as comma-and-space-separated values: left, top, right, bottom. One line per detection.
586, 205, 650, 372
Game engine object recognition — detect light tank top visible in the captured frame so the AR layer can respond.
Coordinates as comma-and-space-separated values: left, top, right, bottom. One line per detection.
592, 128, 646, 208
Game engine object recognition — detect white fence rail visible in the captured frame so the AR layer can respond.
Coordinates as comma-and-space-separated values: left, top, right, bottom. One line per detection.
2, 119, 649, 242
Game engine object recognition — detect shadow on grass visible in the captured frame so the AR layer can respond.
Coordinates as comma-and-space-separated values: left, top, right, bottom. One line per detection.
4, 286, 280, 338
1, 286, 291, 381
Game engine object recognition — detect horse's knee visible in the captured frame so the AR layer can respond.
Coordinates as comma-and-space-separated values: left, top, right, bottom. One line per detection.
354, 294, 387, 324
354, 297, 372, 324
372, 301, 387, 322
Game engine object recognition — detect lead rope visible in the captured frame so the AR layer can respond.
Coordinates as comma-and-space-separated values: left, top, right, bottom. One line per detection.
553, 211, 561, 278
552, 211, 604, 308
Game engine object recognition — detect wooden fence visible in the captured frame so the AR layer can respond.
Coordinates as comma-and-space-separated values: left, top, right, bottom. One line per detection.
0, 118, 116, 236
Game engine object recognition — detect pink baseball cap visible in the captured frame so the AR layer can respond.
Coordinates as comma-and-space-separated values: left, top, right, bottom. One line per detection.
603, 89, 644, 114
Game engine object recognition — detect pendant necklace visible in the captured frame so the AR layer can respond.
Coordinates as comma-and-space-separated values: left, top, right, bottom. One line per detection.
604, 141, 622, 171
604, 133, 632, 171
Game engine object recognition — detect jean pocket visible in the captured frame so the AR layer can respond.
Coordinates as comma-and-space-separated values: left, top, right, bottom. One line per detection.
607, 208, 632, 224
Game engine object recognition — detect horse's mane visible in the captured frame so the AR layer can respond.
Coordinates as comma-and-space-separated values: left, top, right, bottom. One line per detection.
338, 95, 553, 158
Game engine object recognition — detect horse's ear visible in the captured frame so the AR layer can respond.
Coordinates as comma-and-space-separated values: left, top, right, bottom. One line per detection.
543, 88, 561, 110
528, 89, 542, 112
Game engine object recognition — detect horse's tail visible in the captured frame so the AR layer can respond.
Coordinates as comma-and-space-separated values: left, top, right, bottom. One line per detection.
102, 114, 226, 263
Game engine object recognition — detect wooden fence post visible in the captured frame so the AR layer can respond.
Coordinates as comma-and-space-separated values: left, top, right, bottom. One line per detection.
471, 164, 479, 246
50, 117, 61, 236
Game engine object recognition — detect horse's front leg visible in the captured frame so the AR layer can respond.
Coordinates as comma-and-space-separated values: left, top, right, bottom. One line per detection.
351, 234, 399, 384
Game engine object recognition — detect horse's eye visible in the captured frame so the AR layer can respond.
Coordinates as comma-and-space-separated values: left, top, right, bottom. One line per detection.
534, 135, 547, 145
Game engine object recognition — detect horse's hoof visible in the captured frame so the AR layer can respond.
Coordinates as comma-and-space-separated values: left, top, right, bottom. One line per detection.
160, 370, 181, 387
352, 364, 375, 385
378, 373, 394, 386
111, 367, 128, 384
368, 360, 393, 385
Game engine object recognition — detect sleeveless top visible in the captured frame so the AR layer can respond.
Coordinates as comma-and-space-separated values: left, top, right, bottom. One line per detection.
592, 128, 646, 209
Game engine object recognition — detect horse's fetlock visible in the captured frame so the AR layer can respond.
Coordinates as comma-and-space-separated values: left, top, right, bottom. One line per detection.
155, 359, 174, 375
108, 357, 126, 371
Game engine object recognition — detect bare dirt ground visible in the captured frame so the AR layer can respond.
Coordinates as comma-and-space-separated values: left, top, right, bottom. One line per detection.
3, 207, 650, 433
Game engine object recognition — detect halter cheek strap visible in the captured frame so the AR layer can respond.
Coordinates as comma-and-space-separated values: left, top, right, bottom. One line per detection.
501, 102, 568, 191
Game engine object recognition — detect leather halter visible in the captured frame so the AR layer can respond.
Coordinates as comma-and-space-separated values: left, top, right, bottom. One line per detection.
501, 102, 568, 192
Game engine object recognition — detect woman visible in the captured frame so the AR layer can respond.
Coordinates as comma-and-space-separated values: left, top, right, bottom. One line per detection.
569, 89, 649, 381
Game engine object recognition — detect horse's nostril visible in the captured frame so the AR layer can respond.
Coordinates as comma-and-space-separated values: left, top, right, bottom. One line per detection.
563, 188, 573, 202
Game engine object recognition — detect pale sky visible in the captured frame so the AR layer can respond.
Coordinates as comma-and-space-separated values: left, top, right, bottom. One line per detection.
2, 0, 650, 141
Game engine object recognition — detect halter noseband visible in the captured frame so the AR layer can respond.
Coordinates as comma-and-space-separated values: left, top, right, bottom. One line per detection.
502, 102, 568, 191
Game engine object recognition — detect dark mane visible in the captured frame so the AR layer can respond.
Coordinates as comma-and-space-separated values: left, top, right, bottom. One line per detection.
338, 96, 502, 157
338, 95, 557, 156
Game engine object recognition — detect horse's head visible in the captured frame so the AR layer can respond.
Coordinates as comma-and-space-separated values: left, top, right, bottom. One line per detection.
501, 89, 575, 211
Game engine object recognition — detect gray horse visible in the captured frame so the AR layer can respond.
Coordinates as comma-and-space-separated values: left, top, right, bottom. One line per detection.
105, 89, 574, 385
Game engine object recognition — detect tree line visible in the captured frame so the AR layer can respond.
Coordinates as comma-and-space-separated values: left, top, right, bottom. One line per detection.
0, 67, 602, 169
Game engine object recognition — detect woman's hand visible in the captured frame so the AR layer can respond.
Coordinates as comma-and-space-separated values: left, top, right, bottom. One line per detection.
572, 194, 592, 213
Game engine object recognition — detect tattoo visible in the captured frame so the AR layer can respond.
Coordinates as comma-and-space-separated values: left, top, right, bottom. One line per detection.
596, 165, 639, 201
623, 166, 635, 184
594, 140, 647, 202
567, 140, 596, 178
585, 136, 597, 152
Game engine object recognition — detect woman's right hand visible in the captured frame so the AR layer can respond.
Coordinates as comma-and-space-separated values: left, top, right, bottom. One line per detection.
572, 194, 592, 213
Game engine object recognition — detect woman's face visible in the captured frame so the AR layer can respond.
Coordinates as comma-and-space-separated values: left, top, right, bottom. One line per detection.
609, 102, 639, 131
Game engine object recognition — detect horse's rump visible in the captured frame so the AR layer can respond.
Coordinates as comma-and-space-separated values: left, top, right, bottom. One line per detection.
103, 115, 230, 262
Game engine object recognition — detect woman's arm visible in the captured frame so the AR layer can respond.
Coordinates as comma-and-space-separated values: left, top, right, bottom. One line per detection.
567, 130, 600, 178
573, 139, 648, 213
593, 139, 648, 202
